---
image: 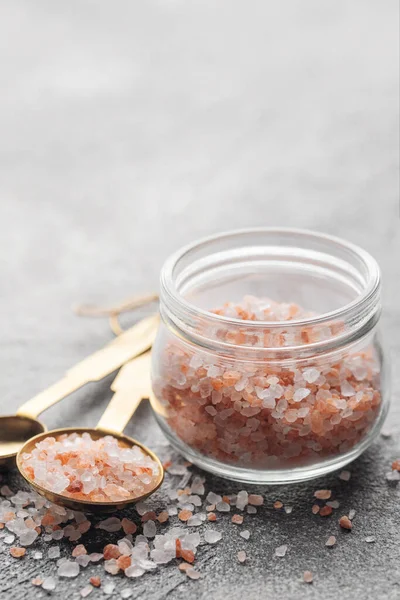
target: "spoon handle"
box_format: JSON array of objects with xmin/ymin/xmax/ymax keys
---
[
  {"xmin": 96, "ymin": 352, "xmax": 152, "ymax": 436},
  {"xmin": 16, "ymin": 316, "xmax": 158, "ymax": 420}
]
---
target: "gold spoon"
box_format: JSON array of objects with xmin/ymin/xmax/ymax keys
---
[
  {"xmin": 0, "ymin": 315, "xmax": 159, "ymax": 469},
  {"xmin": 16, "ymin": 352, "xmax": 163, "ymax": 513}
]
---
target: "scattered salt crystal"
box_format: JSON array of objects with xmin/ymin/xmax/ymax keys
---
[
  {"xmin": 104, "ymin": 559, "xmax": 120, "ymax": 575},
  {"xmin": 4, "ymin": 535, "xmax": 15, "ymax": 544},
  {"xmin": 76, "ymin": 554, "xmax": 91, "ymax": 567},
  {"xmin": 381, "ymin": 429, "xmax": 392, "ymax": 439},
  {"xmin": 103, "ymin": 582, "xmax": 116, "ymax": 594},
  {"xmin": 314, "ymin": 489, "xmax": 331, "ymax": 500},
  {"xmin": 20, "ymin": 529, "xmax": 39, "ymax": 546},
  {"xmin": 386, "ymin": 470, "xmax": 400, "ymax": 482},
  {"xmin": 348, "ymin": 509, "xmax": 356, "ymax": 520},
  {"xmin": 125, "ymin": 565, "xmax": 145, "ymax": 578},
  {"xmin": 48, "ymin": 546, "xmax": 61, "ymax": 559},
  {"xmin": 236, "ymin": 491, "xmax": 248, "ymax": 511},
  {"xmin": 247, "ymin": 506, "xmax": 257, "ymax": 514},
  {"xmin": 248, "ymin": 494, "xmax": 263, "ymax": 506},
  {"xmin": 339, "ymin": 470, "xmax": 351, "ymax": 481},
  {"xmin": 121, "ymin": 590, "xmax": 133, "ymax": 598},
  {"xmin": 33, "ymin": 551, "xmax": 43, "ymax": 560},
  {"xmin": 326, "ymin": 536, "xmax": 336, "ymax": 547},
  {"xmin": 365, "ymin": 536, "xmax": 375, "ymax": 543},
  {"xmin": 58, "ymin": 560, "xmax": 80, "ymax": 577},
  {"xmin": 216, "ymin": 501, "xmax": 230, "ymax": 512},
  {"xmin": 204, "ymin": 530, "xmax": 222, "ymax": 544},
  {"xmin": 42, "ymin": 577, "xmax": 57, "ymax": 591},
  {"xmin": 303, "ymin": 570, "xmax": 313, "ymax": 584},
  {"xmin": 240, "ymin": 530, "xmax": 250, "ymax": 540},
  {"xmin": 237, "ymin": 550, "xmax": 246, "ymax": 563},
  {"xmin": 284, "ymin": 506, "xmax": 293, "ymax": 514},
  {"xmin": 327, "ymin": 500, "xmax": 340, "ymax": 509},
  {"xmin": 275, "ymin": 545, "xmax": 287, "ymax": 557},
  {"xmin": 206, "ymin": 491, "xmax": 222, "ymax": 505},
  {"xmin": 186, "ymin": 568, "xmax": 201, "ymax": 580},
  {"xmin": 80, "ymin": 585, "xmax": 93, "ymax": 597},
  {"xmin": 187, "ymin": 515, "xmax": 203, "ymax": 527},
  {"xmin": 143, "ymin": 520, "xmax": 157, "ymax": 538},
  {"xmin": 191, "ymin": 476, "xmax": 205, "ymax": 496},
  {"xmin": 99, "ymin": 517, "xmax": 122, "ymax": 532},
  {"xmin": 0, "ymin": 485, "xmax": 13, "ymax": 496},
  {"xmin": 52, "ymin": 529, "xmax": 64, "ymax": 540},
  {"xmin": 89, "ymin": 553, "xmax": 104, "ymax": 562}
]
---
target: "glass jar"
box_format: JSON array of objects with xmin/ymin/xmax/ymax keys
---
[{"xmin": 150, "ymin": 229, "xmax": 389, "ymax": 484}]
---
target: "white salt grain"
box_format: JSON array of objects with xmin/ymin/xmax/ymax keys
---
[
  {"xmin": 365, "ymin": 536, "xmax": 375, "ymax": 543},
  {"xmin": 42, "ymin": 577, "xmax": 57, "ymax": 591},
  {"xmin": 236, "ymin": 491, "xmax": 249, "ymax": 511},
  {"xmin": 76, "ymin": 554, "xmax": 91, "ymax": 567},
  {"xmin": 247, "ymin": 506, "xmax": 257, "ymax": 514},
  {"xmin": 186, "ymin": 568, "xmax": 201, "ymax": 580},
  {"xmin": 339, "ymin": 470, "xmax": 351, "ymax": 481},
  {"xmin": 121, "ymin": 590, "xmax": 133, "ymax": 598},
  {"xmin": 240, "ymin": 530, "xmax": 251, "ymax": 540},
  {"xmin": 143, "ymin": 520, "xmax": 157, "ymax": 538},
  {"xmin": 103, "ymin": 582, "xmax": 116, "ymax": 594},
  {"xmin": 48, "ymin": 546, "xmax": 61, "ymax": 559},
  {"xmin": 216, "ymin": 501, "xmax": 230, "ymax": 512},
  {"xmin": 237, "ymin": 550, "xmax": 246, "ymax": 563},
  {"xmin": 275, "ymin": 544, "xmax": 288, "ymax": 557},
  {"xmin": 125, "ymin": 565, "xmax": 145, "ymax": 578},
  {"xmin": 348, "ymin": 509, "xmax": 356, "ymax": 520},
  {"xmin": 206, "ymin": 492, "xmax": 222, "ymax": 505},
  {"xmin": 80, "ymin": 585, "xmax": 93, "ymax": 597},
  {"xmin": 3, "ymin": 535, "xmax": 15, "ymax": 544},
  {"xmin": 58, "ymin": 560, "xmax": 80, "ymax": 577},
  {"xmin": 204, "ymin": 530, "xmax": 222, "ymax": 544}
]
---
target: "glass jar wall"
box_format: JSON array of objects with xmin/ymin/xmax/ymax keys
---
[{"xmin": 150, "ymin": 229, "xmax": 389, "ymax": 484}]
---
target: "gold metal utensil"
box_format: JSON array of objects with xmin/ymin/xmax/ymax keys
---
[
  {"xmin": 17, "ymin": 352, "xmax": 163, "ymax": 513},
  {"xmin": 0, "ymin": 315, "xmax": 159, "ymax": 469}
]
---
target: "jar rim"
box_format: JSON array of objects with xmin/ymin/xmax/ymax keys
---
[{"xmin": 160, "ymin": 227, "xmax": 381, "ymax": 333}]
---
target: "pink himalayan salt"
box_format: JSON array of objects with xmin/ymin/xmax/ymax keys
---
[
  {"xmin": 314, "ymin": 489, "xmax": 331, "ymax": 500},
  {"xmin": 153, "ymin": 296, "xmax": 381, "ymax": 470},
  {"xmin": 303, "ymin": 571, "xmax": 313, "ymax": 583},
  {"xmin": 19, "ymin": 432, "xmax": 159, "ymax": 502}
]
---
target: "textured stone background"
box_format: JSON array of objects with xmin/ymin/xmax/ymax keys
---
[{"xmin": 0, "ymin": 0, "xmax": 399, "ymax": 598}]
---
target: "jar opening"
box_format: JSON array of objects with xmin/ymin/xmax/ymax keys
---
[{"xmin": 160, "ymin": 228, "xmax": 381, "ymax": 356}]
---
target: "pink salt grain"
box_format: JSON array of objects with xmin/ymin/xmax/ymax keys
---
[
  {"xmin": 303, "ymin": 571, "xmax": 313, "ymax": 584},
  {"xmin": 248, "ymin": 494, "xmax": 263, "ymax": 506},
  {"xmin": 237, "ymin": 551, "xmax": 247, "ymax": 563},
  {"xmin": 72, "ymin": 544, "xmax": 87, "ymax": 557},
  {"xmin": 232, "ymin": 514, "xmax": 244, "ymax": 525},
  {"xmin": 121, "ymin": 518, "xmax": 137, "ymax": 534},
  {"xmin": 314, "ymin": 489, "xmax": 331, "ymax": 500},
  {"xmin": 326, "ymin": 536, "xmax": 336, "ymax": 547},
  {"xmin": 339, "ymin": 516, "xmax": 352, "ymax": 530}
]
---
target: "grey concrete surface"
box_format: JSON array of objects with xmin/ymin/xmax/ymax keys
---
[{"xmin": 0, "ymin": 0, "xmax": 399, "ymax": 598}]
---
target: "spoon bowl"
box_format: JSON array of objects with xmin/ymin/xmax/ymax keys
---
[
  {"xmin": 0, "ymin": 416, "xmax": 46, "ymax": 469},
  {"xmin": 16, "ymin": 351, "xmax": 163, "ymax": 513},
  {"xmin": 17, "ymin": 426, "xmax": 164, "ymax": 513}
]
